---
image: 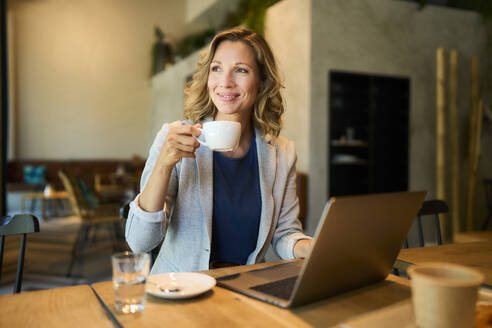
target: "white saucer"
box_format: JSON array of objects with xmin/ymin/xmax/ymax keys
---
[{"xmin": 146, "ymin": 272, "xmax": 216, "ymax": 299}]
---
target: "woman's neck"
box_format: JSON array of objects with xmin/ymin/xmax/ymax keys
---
[{"xmin": 214, "ymin": 112, "xmax": 253, "ymax": 158}]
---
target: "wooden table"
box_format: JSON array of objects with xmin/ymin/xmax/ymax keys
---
[
  {"xmin": 396, "ymin": 240, "xmax": 492, "ymax": 287},
  {"xmin": 0, "ymin": 285, "xmax": 114, "ymax": 328},
  {"xmin": 0, "ymin": 262, "xmax": 487, "ymax": 328},
  {"xmin": 339, "ymin": 290, "xmax": 492, "ymax": 327},
  {"xmin": 91, "ymin": 260, "xmax": 413, "ymax": 328},
  {"xmin": 454, "ymin": 230, "xmax": 492, "ymax": 243},
  {"xmin": 21, "ymin": 191, "xmax": 69, "ymax": 218}
]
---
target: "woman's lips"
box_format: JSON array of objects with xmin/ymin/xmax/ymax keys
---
[{"xmin": 217, "ymin": 92, "xmax": 240, "ymax": 102}]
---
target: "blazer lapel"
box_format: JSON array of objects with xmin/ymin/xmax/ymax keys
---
[
  {"xmin": 255, "ymin": 129, "xmax": 277, "ymax": 255},
  {"xmin": 195, "ymin": 119, "xmax": 214, "ymax": 247}
]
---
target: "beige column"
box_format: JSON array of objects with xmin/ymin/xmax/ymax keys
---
[
  {"xmin": 466, "ymin": 57, "xmax": 480, "ymax": 231},
  {"xmin": 448, "ymin": 50, "xmax": 460, "ymax": 233},
  {"xmin": 436, "ymin": 48, "xmax": 448, "ymax": 239}
]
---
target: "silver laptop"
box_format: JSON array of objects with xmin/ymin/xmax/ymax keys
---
[{"xmin": 217, "ymin": 191, "xmax": 426, "ymax": 308}]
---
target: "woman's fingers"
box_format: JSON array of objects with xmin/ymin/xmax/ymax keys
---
[
  {"xmin": 179, "ymin": 149, "xmax": 196, "ymax": 158},
  {"xmin": 169, "ymin": 122, "xmax": 202, "ymax": 137},
  {"xmin": 166, "ymin": 132, "xmax": 199, "ymax": 149},
  {"xmin": 159, "ymin": 141, "xmax": 195, "ymax": 166},
  {"xmin": 168, "ymin": 122, "xmax": 201, "ymax": 149},
  {"xmin": 158, "ymin": 121, "xmax": 203, "ymax": 168},
  {"xmin": 171, "ymin": 139, "xmax": 197, "ymax": 153}
]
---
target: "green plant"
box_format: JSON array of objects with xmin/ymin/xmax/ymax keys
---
[
  {"xmin": 169, "ymin": 0, "xmax": 282, "ymax": 65},
  {"xmin": 413, "ymin": 0, "xmax": 492, "ymax": 20},
  {"xmin": 175, "ymin": 29, "xmax": 216, "ymax": 59},
  {"xmin": 471, "ymin": 0, "xmax": 492, "ymax": 20},
  {"xmin": 224, "ymin": 0, "xmax": 281, "ymax": 36}
]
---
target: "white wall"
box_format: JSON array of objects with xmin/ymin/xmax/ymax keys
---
[
  {"xmin": 267, "ymin": 0, "xmax": 487, "ymax": 234},
  {"xmin": 185, "ymin": 0, "xmax": 216, "ymax": 23},
  {"xmin": 149, "ymin": 51, "xmax": 200, "ymax": 145},
  {"xmin": 8, "ymin": 0, "xmax": 187, "ymax": 159},
  {"xmin": 265, "ymin": 0, "xmax": 311, "ymax": 173},
  {"xmin": 185, "ymin": 0, "xmax": 241, "ymax": 34}
]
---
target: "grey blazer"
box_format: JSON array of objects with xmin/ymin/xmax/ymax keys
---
[{"xmin": 125, "ymin": 120, "xmax": 311, "ymax": 274}]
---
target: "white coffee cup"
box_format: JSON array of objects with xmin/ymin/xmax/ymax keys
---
[
  {"xmin": 408, "ymin": 262, "xmax": 484, "ymax": 328},
  {"xmin": 196, "ymin": 121, "xmax": 241, "ymax": 152}
]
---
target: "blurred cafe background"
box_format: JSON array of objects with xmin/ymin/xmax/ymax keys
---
[{"xmin": 0, "ymin": 0, "xmax": 491, "ymax": 294}]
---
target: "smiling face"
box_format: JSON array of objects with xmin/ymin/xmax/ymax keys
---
[{"xmin": 207, "ymin": 41, "xmax": 261, "ymax": 120}]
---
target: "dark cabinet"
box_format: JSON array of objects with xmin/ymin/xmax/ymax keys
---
[{"xmin": 328, "ymin": 71, "xmax": 409, "ymax": 197}]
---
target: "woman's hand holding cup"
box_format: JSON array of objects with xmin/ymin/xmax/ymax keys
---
[
  {"xmin": 139, "ymin": 121, "xmax": 201, "ymax": 213},
  {"xmin": 158, "ymin": 121, "xmax": 202, "ymax": 170}
]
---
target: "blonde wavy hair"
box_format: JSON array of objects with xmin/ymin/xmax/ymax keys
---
[{"xmin": 184, "ymin": 27, "xmax": 284, "ymax": 139}]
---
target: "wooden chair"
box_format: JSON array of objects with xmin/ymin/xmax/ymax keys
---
[
  {"xmin": 392, "ymin": 200, "xmax": 448, "ymax": 276},
  {"xmin": 403, "ymin": 200, "xmax": 448, "ymax": 249},
  {"xmin": 0, "ymin": 214, "xmax": 40, "ymax": 293},
  {"xmin": 58, "ymin": 171, "xmax": 126, "ymax": 277},
  {"xmin": 482, "ymin": 179, "xmax": 492, "ymax": 230},
  {"xmin": 120, "ymin": 202, "xmax": 130, "ymax": 220}
]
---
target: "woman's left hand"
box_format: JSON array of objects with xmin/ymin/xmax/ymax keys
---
[{"xmin": 293, "ymin": 239, "xmax": 313, "ymax": 259}]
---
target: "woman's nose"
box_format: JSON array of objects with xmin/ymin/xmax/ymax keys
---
[{"xmin": 219, "ymin": 71, "xmax": 235, "ymax": 88}]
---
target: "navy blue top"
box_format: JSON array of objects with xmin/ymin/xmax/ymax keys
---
[{"xmin": 210, "ymin": 131, "xmax": 262, "ymax": 265}]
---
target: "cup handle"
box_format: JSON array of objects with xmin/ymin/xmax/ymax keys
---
[{"xmin": 194, "ymin": 128, "xmax": 209, "ymax": 148}]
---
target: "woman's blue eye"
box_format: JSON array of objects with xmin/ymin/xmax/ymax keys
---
[
  {"xmin": 211, "ymin": 66, "xmax": 221, "ymax": 72},
  {"xmin": 237, "ymin": 68, "xmax": 248, "ymax": 73}
]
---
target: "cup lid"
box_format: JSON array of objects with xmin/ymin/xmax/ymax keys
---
[{"xmin": 407, "ymin": 262, "xmax": 484, "ymax": 287}]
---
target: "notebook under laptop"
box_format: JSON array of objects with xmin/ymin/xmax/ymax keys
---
[{"xmin": 217, "ymin": 191, "xmax": 426, "ymax": 308}]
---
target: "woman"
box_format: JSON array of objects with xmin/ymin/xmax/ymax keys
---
[{"xmin": 126, "ymin": 27, "xmax": 312, "ymax": 274}]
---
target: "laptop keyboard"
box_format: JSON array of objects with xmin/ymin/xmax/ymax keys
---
[{"xmin": 250, "ymin": 276, "xmax": 298, "ymax": 301}]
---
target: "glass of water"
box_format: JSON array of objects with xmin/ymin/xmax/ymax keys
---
[{"xmin": 112, "ymin": 252, "xmax": 150, "ymax": 314}]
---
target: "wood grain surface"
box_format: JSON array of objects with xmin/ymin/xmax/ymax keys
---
[
  {"xmin": 397, "ymin": 241, "xmax": 492, "ymax": 286},
  {"xmin": 0, "ymin": 285, "xmax": 113, "ymax": 328},
  {"xmin": 92, "ymin": 261, "xmax": 412, "ymax": 328},
  {"xmin": 338, "ymin": 291, "xmax": 492, "ymax": 328}
]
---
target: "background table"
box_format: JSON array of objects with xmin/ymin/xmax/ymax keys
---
[
  {"xmin": 0, "ymin": 285, "xmax": 113, "ymax": 328},
  {"xmin": 396, "ymin": 240, "xmax": 492, "ymax": 287},
  {"xmin": 92, "ymin": 260, "xmax": 412, "ymax": 328},
  {"xmin": 21, "ymin": 191, "xmax": 69, "ymax": 218}
]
